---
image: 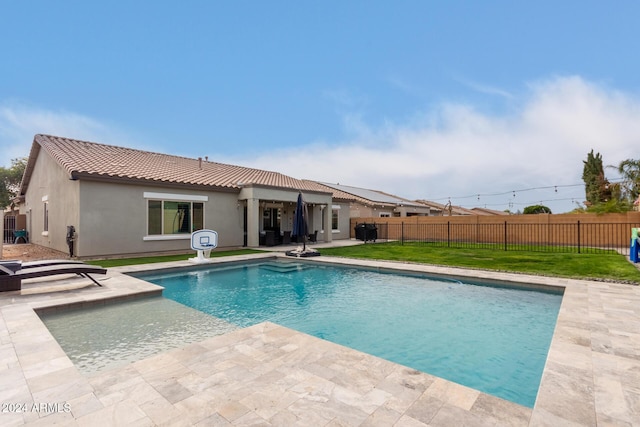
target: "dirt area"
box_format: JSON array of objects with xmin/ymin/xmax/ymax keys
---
[{"xmin": 1, "ymin": 243, "xmax": 70, "ymax": 262}]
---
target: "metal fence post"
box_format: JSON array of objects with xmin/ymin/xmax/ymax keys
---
[
  {"xmin": 577, "ymin": 220, "xmax": 581, "ymax": 254},
  {"xmin": 504, "ymin": 221, "xmax": 508, "ymax": 251}
]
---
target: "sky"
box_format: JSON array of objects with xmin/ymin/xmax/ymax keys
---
[{"xmin": 1, "ymin": 1, "xmax": 639, "ymax": 214}]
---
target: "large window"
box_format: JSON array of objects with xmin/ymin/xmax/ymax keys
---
[
  {"xmin": 148, "ymin": 200, "xmax": 204, "ymax": 235},
  {"xmin": 144, "ymin": 192, "xmax": 208, "ymax": 238}
]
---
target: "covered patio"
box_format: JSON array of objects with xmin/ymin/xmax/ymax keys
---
[{"xmin": 237, "ymin": 184, "xmax": 334, "ymax": 248}]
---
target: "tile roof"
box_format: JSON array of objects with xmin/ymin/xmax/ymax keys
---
[
  {"xmin": 26, "ymin": 134, "xmax": 327, "ymax": 193},
  {"xmin": 318, "ymin": 182, "xmax": 427, "ymax": 208},
  {"xmin": 471, "ymin": 207, "xmax": 510, "ymax": 216}
]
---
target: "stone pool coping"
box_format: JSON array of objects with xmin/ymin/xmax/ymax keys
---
[{"xmin": 0, "ymin": 252, "xmax": 638, "ymax": 425}]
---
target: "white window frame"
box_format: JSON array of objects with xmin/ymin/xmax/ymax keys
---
[
  {"xmin": 42, "ymin": 195, "xmax": 49, "ymax": 236},
  {"xmin": 143, "ymin": 192, "xmax": 208, "ymax": 241},
  {"xmin": 331, "ymin": 205, "xmax": 340, "ymax": 233}
]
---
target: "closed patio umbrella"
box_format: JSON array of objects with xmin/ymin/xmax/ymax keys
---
[
  {"xmin": 286, "ymin": 192, "xmax": 319, "ymax": 257},
  {"xmin": 291, "ymin": 192, "xmax": 308, "ymax": 251}
]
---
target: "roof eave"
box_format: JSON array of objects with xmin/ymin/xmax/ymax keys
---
[
  {"xmin": 69, "ymin": 172, "xmax": 241, "ymax": 193},
  {"xmin": 240, "ymin": 182, "xmax": 333, "ymax": 196},
  {"xmin": 18, "ymin": 139, "xmax": 43, "ymax": 196}
]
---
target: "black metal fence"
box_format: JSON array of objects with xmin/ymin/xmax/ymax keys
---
[{"xmin": 354, "ymin": 221, "xmax": 640, "ymax": 255}]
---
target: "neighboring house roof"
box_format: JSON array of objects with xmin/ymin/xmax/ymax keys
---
[
  {"xmin": 302, "ymin": 181, "xmax": 359, "ymax": 203},
  {"xmin": 416, "ymin": 200, "xmax": 476, "ymax": 216},
  {"xmin": 21, "ymin": 135, "xmax": 327, "ymax": 195},
  {"xmin": 318, "ymin": 182, "xmax": 426, "ymax": 209},
  {"xmin": 471, "ymin": 207, "xmax": 510, "ymax": 216},
  {"xmin": 418, "ymin": 200, "xmax": 508, "ymax": 216}
]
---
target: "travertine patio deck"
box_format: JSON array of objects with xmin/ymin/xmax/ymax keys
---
[{"xmin": 0, "ymin": 252, "xmax": 638, "ymax": 426}]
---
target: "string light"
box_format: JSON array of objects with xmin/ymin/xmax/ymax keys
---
[
  {"xmin": 430, "ymin": 178, "xmax": 625, "ymax": 203},
  {"xmin": 426, "ymin": 177, "xmax": 629, "ymax": 211},
  {"xmin": 432, "ymin": 183, "xmax": 585, "ymax": 202},
  {"xmin": 459, "ymin": 196, "xmax": 583, "ymax": 209}
]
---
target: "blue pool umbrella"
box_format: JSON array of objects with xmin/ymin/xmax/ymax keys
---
[{"xmin": 291, "ymin": 192, "xmax": 308, "ymax": 250}]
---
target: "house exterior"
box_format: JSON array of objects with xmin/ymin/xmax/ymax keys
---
[
  {"xmin": 317, "ymin": 183, "xmax": 435, "ymax": 218},
  {"xmin": 17, "ymin": 135, "xmax": 349, "ymax": 259}
]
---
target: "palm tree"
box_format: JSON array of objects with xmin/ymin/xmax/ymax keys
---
[{"xmin": 613, "ymin": 158, "xmax": 640, "ymax": 203}]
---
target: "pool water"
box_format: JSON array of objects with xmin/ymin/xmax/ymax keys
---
[
  {"xmin": 137, "ymin": 261, "xmax": 563, "ymax": 407},
  {"xmin": 40, "ymin": 297, "xmax": 238, "ymax": 375}
]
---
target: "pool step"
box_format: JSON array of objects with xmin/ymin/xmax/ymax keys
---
[{"xmin": 259, "ymin": 263, "xmax": 307, "ymax": 273}]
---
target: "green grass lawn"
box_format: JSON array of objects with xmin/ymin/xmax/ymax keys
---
[{"xmin": 318, "ymin": 242, "xmax": 640, "ymax": 284}]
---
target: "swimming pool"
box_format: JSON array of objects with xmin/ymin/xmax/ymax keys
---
[{"xmin": 136, "ymin": 260, "xmax": 563, "ymax": 407}]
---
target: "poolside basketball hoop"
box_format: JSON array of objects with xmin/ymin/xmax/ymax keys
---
[{"xmin": 189, "ymin": 229, "xmax": 218, "ymax": 263}]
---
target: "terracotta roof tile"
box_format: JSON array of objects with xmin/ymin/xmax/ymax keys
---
[{"xmin": 32, "ymin": 134, "xmax": 324, "ymax": 193}]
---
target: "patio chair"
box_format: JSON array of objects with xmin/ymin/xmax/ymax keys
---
[
  {"xmin": 0, "ymin": 262, "xmax": 107, "ymax": 292},
  {"xmin": 1, "ymin": 259, "xmax": 87, "ymax": 269},
  {"xmin": 308, "ymin": 230, "xmax": 318, "ymax": 243}
]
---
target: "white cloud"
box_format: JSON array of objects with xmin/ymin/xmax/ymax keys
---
[
  {"xmin": 0, "ymin": 102, "xmax": 144, "ymax": 167},
  {"xmin": 456, "ymin": 76, "xmax": 515, "ymax": 100},
  {"xmin": 230, "ymin": 76, "xmax": 640, "ymax": 213}
]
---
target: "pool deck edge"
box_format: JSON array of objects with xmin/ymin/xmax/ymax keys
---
[{"xmin": 0, "ymin": 253, "xmax": 638, "ymax": 426}]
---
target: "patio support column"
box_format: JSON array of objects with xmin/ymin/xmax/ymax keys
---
[
  {"xmin": 246, "ymin": 197, "xmax": 260, "ymax": 247},
  {"xmin": 324, "ymin": 205, "xmax": 333, "ymax": 243}
]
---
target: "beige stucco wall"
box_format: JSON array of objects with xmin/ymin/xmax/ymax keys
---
[
  {"xmin": 350, "ymin": 204, "xmax": 394, "ymax": 218},
  {"xmin": 76, "ymin": 181, "xmax": 245, "ymax": 258},
  {"xmin": 22, "ymin": 150, "xmax": 80, "ymax": 255},
  {"xmin": 312, "ymin": 201, "xmax": 351, "ymax": 240}
]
